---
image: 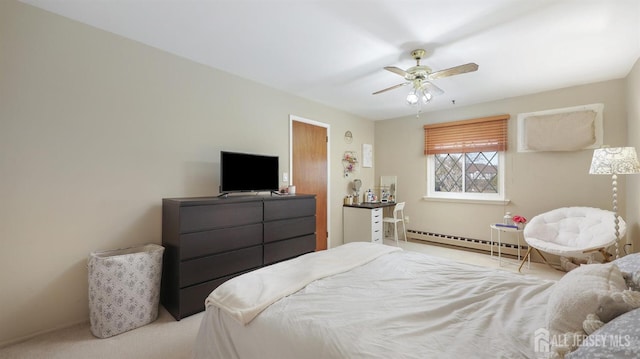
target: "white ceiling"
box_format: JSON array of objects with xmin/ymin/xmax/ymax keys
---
[{"xmin": 22, "ymin": 0, "xmax": 640, "ymax": 120}]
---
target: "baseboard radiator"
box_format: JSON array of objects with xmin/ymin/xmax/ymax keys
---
[{"xmin": 407, "ymin": 229, "xmax": 528, "ymax": 258}]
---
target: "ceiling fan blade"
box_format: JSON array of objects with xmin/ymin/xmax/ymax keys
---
[
  {"xmin": 422, "ymin": 81, "xmax": 444, "ymax": 96},
  {"xmin": 384, "ymin": 66, "xmax": 415, "ymax": 80},
  {"xmin": 372, "ymin": 82, "xmax": 409, "ymax": 95},
  {"xmin": 427, "ymin": 63, "xmax": 478, "ymax": 80}
]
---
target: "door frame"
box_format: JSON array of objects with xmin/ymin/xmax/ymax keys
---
[{"xmin": 289, "ymin": 114, "xmax": 331, "ymax": 248}]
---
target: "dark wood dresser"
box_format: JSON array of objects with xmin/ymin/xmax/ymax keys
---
[{"xmin": 161, "ymin": 194, "xmax": 316, "ymax": 320}]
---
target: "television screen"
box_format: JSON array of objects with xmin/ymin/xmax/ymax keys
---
[{"xmin": 220, "ymin": 151, "xmax": 279, "ymax": 193}]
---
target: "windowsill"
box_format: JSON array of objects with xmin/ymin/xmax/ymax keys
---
[{"xmin": 422, "ymin": 196, "xmax": 511, "ymax": 205}]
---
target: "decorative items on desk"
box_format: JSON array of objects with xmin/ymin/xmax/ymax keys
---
[
  {"xmin": 352, "ymin": 179, "xmax": 362, "ymax": 204},
  {"xmin": 364, "ymin": 189, "xmax": 377, "ymax": 203},
  {"xmin": 380, "ymin": 187, "xmax": 390, "ymax": 202},
  {"xmin": 343, "ymin": 189, "xmax": 378, "ymax": 205},
  {"xmin": 376, "ymin": 187, "xmax": 395, "ymax": 203}
]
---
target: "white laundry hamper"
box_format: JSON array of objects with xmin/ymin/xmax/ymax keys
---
[{"xmin": 88, "ymin": 243, "xmax": 164, "ymax": 338}]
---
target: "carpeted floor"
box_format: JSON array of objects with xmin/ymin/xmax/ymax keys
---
[
  {"xmin": 0, "ymin": 240, "xmax": 563, "ymax": 358},
  {"xmin": 0, "ymin": 307, "xmax": 203, "ymax": 359}
]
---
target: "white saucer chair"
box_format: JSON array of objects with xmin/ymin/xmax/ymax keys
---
[{"xmin": 518, "ymin": 207, "xmax": 626, "ymax": 272}]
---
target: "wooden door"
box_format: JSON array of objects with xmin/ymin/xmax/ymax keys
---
[{"xmin": 292, "ymin": 120, "xmax": 328, "ymax": 251}]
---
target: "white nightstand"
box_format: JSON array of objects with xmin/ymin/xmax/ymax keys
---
[{"xmin": 489, "ymin": 224, "xmax": 529, "ymax": 269}]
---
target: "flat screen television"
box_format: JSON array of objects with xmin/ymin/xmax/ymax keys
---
[{"xmin": 220, "ymin": 151, "xmax": 279, "ymax": 194}]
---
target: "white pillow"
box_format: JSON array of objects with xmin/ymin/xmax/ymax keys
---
[{"xmin": 546, "ymin": 263, "xmax": 628, "ymax": 336}]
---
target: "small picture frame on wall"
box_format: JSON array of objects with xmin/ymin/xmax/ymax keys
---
[{"xmin": 362, "ymin": 144, "xmax": 373, "ymax": 168}]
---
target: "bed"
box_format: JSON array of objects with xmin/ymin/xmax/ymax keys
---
[{"xmin": 193, "ymin": 242, "xmax": 640, "ymax": 359}]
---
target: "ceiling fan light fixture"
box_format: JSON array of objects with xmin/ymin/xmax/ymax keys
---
[
  {"xmin": 373, "ymin": 49, "xmax": 479, "ymax": 118},
  {"xmin": 407, "ymin": 86, "xmax": 431, "ymax": 118},
  {"xmin": 406, "ymin": 90, "xmax": 419, "ymax": 105},
  {"xmin": 421, "ymin": 90, "xmax": 432, "ymax": 104}
]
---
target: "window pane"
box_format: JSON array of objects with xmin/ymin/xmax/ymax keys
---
[
  {"xmin": 465, "ymin": 151, "xmax": 498, "ymax": 193},
  {"xmin": 434, "ymin": 153, "xmax": 463, "ymax": 192},
  {"xmin": 434, "ymin": 152, "xmax": 498, "ymax": 194}
]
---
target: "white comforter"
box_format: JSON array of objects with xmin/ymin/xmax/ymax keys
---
[
  {"xmin": 194, "ymin": 244, "xmax": 556, "ymax": 359},
  {"xmin": 205, "ymin": 242, "xmax": 401, "ymax": 325}
]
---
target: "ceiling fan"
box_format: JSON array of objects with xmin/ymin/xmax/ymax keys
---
[{"xmin": 373, "ymin": 49, "xmax": 478, "ymax": 106}]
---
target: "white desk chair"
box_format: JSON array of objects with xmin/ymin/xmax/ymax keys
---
[{"xmin": 383, "ymin": 202, "xmax": 407, "ymax": 246}]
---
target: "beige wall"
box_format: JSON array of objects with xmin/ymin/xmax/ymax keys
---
[
  {"xmin": 0, "ymin": 1, "xmax": 374, "ymax": 345},
  {"xmin": 626, "ymin": 58, "xmax": 640, "ymax": 251},
  {"xmin": 375, "ymin": 79, "xmax": 629, "ymax": 246}
]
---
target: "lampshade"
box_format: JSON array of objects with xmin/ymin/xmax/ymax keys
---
[{"xmin": 589, "ymin": 147, "xmax": 640, "ymax": 175}]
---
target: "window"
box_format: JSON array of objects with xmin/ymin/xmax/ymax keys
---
[
  {"xmin": 424, "ymin": 115, "xmax": 509, "ymax": 201},
  {"xmin": 427, "ymin": 151, "xmax": 504, "ymax": 201}
]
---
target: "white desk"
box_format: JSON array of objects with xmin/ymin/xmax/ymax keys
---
[
  {"xmin": 343, "ymin": 203, "xmax": 395, "ymax": 244},
  {"xmin": 489, "ymin": 224, "xmax": 529, "ymax": 268}
]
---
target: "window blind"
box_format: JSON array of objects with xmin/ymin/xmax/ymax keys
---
[{"xmin": 423, "ymin": 115, "xmax": 510, "ymax": 155}]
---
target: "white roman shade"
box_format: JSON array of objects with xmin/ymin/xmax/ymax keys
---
[{"xmin": 517, "ymin": 104, "xmax": 603, "ymax": 152}]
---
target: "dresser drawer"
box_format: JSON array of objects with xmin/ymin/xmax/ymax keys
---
[
  {"xmin": 180, "ymin": 246, "xmax": 262, "ymax": 287},
  {"xmin": 372, "ymin": 227, "xmax": 383, "ymax": 243},
  {"xmin": 371, "ymin": 208, "xmax": 382, "ymax": 220},
  {"xmin": 180, "ymin": 202, "xmax": 262, "ymax": 233},
  {"xmin": 264, "ymin": 216, "xmax": 315, "ymax": 243},
  {"xmin": 264, "ymin": 198, "xmax": 315, "ymax": 221},
  {"xmin": 264, "ymin": 234, "xmax": 316, "ymax": 265},
  {"xmin": 178, "ymin": 271, "xmax": 246, "ymax": 319},
  {"xmin": 180, "ymin": 223, "xmax": 262, "ymax": 260},
  {"xmin": 372, "ymin": 211, "xmax": 383, "ymax": 230}
]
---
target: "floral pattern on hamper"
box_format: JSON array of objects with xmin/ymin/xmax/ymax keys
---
[{"xmin": 88, "ymin": 244, "xmax": 164, "ymax": 338}]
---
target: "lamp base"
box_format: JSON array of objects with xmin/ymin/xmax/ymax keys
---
[{"xmin": 612, "ymin": 173, "xmax": 620, "ymax": 259}]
